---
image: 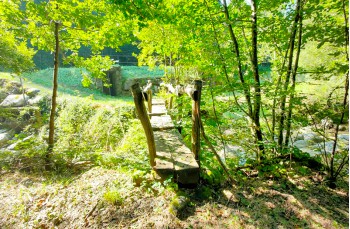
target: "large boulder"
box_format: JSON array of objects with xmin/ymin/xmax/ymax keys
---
[
  {"xmin": 5, "ymin": 81, "xmax": 22, "ymax": 94},
  {"xmin": 26, "ymin": 88, "xmax": 40, "ymax": 98},
  {"xmin": 28, "ymin": 96, "xmax": 44, "ymax": 105},
  {"xmin": 0, "ymin": 94, "xmax": 29, "ymax": 107}
]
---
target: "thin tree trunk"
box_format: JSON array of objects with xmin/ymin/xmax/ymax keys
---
[
  {"xmin": 330, "ymin": 0, "xmax": 349, "ymax": 185},
  {"xmin": 285, "ymin": 7, "xmax": 303, "ymax": 147},
  {"xmin": 329, "ymin": 71, "xmax": 349, "ymax": 187},
  {"xmin": 250, "ymin": 0, "xmax": 264, "ymax": 158},
  {"xmin": 204, "ymin": 0, "xmax": 249, "ymax": 117},
  {"xmin": 47, "ymin": 20, "xmax": 60, "ymax": 165},
  {"xmin": 277, "ymin": 0, "xmax": 301, "ymax": 150},
  {"xmin": 222, "ymin": 0, "xmax": 253, "ymax": 118}
]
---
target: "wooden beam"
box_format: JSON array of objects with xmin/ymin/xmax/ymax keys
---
[
  {"xmin": 191, "ymin": 80, "xmax": 202, "ymax": 168},
  {"xmin": 143, "ymin": 80, "xmax": 153, "ymax": 113},
  {"xmin": 131, "ymin": 83, "xmax": 156, "ymax": 167}
]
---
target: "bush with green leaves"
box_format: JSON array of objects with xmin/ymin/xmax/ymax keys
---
[{"xmin": 54, "ymin": 98, "xmax": 134, "ymax": 163}]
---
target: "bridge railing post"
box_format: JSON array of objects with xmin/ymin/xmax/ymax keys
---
[
  {"xmin": 189, "ymin": 80, "xmax": 202, "ymax": 168},
  {"xmin": 143, "ymin": 80, "xmax": 153, "ymax": 114},
  {"xmin": 131, "ymin": 83, "xmax": 156, "ymax": 167}
]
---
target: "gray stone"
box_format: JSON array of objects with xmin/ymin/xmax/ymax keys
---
[
  {"xmin": 26, "ymin": 88, "xmax": 40, "ymax": 98},
  {"xmin": 0, "ymin": 90, "xmax": 7, "ymax": 102},
  {"xmin": 123, "ymin": 78, "xmax": 136, "ymax": 91},
  {"xmin": 7, "ymin": 142, "xmax": 17, "ymax": 150},
  {"xmin": 223, "ymin": 129, "xmax": 234, "ymax": 138},
  {"xmin": 339, "ymin": 125, "xmax": 347, "ymax": 131},
  {"xmin": 28, "ymin": 96, "xmax": 43, "ymax": 105},
  {"xmin": 298, "ymin": 147, "xmax": 319, "ymax": 157},
  {"xmin": 291, "ymin": 132, "xmax": 304, "ymax": 141},
  {"xmin": 0, "ymin": 79, "xmax": 7, "ymax": 87},
  {"xmin": 293, "ymin": 140, "xmax": 309, "ymax": 149},
  {"xmin": 303, "ymin": 132, "xmax": 324, "ymax": 143},
  {"xmin": 338, "ymin": 134, "xmax": 349, "ymax": 141},
  {"xmin": 324, "ymin": 141, "xmax": 336, "ymax": 153},
  {"xmin": 0, "ymin": 94, "xmax": 29, "ymax": 107},
  {"xmin": 320, "ymin": 117, "xmax": 334, "ymax": 129},
  {"xmin": 0, "ymin": 131, "xmax": 12, "ymax": 146},
  {"xmin": 6, "ymin": 81, "xmax": 22, "ymax": 94},
  {"xmin": 219, "ymin": 144, "xmax": 246, "ymax": 165},
  {"xmin": 7, "ymin": 135, "xmax": 34, "ymax": 150}
]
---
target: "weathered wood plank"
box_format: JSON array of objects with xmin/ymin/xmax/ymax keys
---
[
  {"xmin": 151, "ymin": 115, "xmax": 175, "ymax": 131},
  {"xmin": 152, "ymin": 99, "xmax": 165, "ymax": 105},
  {"xmin": 149, "ymin": 104, "xmax": 167, "ymax": 116},
  {"xmin": 153, "ymin": 131, "xmax": 174, "ymax": 179},
  {"xmin": 154, "ymin": 129, "xmax": 199, "ymax": 185}
]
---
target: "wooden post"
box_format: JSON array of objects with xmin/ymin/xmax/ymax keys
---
[
  {"xmin": 143, "ymin": 80, "xmax": 153, "ymax": 113},
  {"xmin": 131, "ymin": 83, "xmax": 156, "ymax": 167},
  {"xmin": 147, "ymin": 88, "xmax": 152, "ymax": 113},
  {"xmin": 191, "ymin": 80, "xmax": 202, "ymax": 167}
]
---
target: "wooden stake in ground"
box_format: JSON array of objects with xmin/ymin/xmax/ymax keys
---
[
  {"xmin": 191, "ymin": 80, "xmax": 202, "ymax": 168},
  {"xmin": 131, "ymin": 83, "xmax": 156, "ymax": 167}
]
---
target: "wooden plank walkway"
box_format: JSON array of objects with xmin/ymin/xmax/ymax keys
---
[{"xmin": 150, "ymin": 99, "xmax": 199, "ymax": 185}]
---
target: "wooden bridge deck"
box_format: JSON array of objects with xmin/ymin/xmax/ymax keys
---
[{"xmin": 150, "ymin": 100, "xmax": 199, "ymax": 185}]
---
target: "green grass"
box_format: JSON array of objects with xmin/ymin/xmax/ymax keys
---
[
  {"xmin": 121, "ymin": 66, "xmax": 164, "ymax": 79},
  {"xmin": 12, "ymin": 66, "xmax": 164, "ymax": 104},
  {"xmin": 15, "ymin": 68, "xmax": 132, "ymax": 105}
]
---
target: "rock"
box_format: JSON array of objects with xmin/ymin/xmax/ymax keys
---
[
  {"xmin": 338, "ymin": 134, "xmax": 349, "ymax": 141},
  {"xmin": 219, "ymin": 144, "xmax": 246, "ymax": 165},
  {"xmin": 0, "ymin": 79, "xmax": 7, "ymax": 87},
  {"xmin": 7, "ymin": 135, "xmax": 34, "ymax": 150},
  {"xmin": 123, "ymin": 78, "xmax": 136, "ymax": 91},
  {"xmin": 320, "ymin": 117, "xmax": 334, "ymax": 129},
  {"xmin": 0, "ymin": 94, "xmax": 29, "ymax": 107},
  {"xmin": 6, "ymin": 81, "xmax": 22, "ymax": 94},
  {"xmin": 28, "ymin": 96, "xmax": 43, "ymax": 105},
  {"xmin": 26, "ymin": 88, "xmax": 40, "ymax": 98},
  {"xmin": 303, "ymin": 132, "xmax": 324, "ymax": 143},
  {"xmin": 291, "ymin": 132, "xmax": 304, "ymax": 141},
  {"xmin": 0, "ymin": 90, "xmax": 7, "ymax": 102},
  {"xmin": 338, "ymin": 125, "xmax": 347, "ymax": 131},
  {"xmin": 298, "ymin": 147, "xmax": 319, "ymax": 157},
  {"xmin": 0, "ymin": 131, "xmax": 13, "ymax": 146},
  {"xmin": 6, "ymin": 142, "xmax": 17, "ymax": 150},
  {"xmin": 223, "ymin": 129, "xmax": 234, "ymax": 139},
  {"xmin": 293, "ymin": 140, "xmax": 309, "ymax": 149},
  {"xmin": 324, "ymin": 141, "xmax": 336, "ymax": 153}
]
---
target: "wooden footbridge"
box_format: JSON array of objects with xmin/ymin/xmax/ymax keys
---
[{"xmin": 131, "ymin": 81, "xmax": 202, "ymax": 186}]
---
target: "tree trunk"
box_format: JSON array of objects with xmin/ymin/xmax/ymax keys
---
[
  {"xmin": 285, "ymin": 6, "xmax": 303, "ymax": 147},
  {"xmin": 250, "ymin": 0, "xmax": 264, "ymax": 158},
  {"xmin": 46, "ymin": 20, "xmax": 60, "ymax": 165},
  {"xmin": 222, "ymin": 0, "xmax": 253, "ymax": 118},
  {"xmin": 277, "ymin": 0, "xmax": 301, "ymax": 151}
]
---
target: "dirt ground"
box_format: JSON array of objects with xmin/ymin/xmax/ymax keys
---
[{"xmin": 0, "ymin": 166, "xmax": 348, "ymax": 229}]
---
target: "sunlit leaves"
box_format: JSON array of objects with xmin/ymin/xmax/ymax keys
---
[{"xmin": 0, "ymin": 0, "xmax": 35, "ymax": 73}]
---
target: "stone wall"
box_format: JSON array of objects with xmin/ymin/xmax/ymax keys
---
[
  {"xmin": 97, "ymin": 66, "xmax": 163, "ymax": 96},
  {"xmin": 97, "ymin": 66, "xmax": 122, "ymax": 96}
]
